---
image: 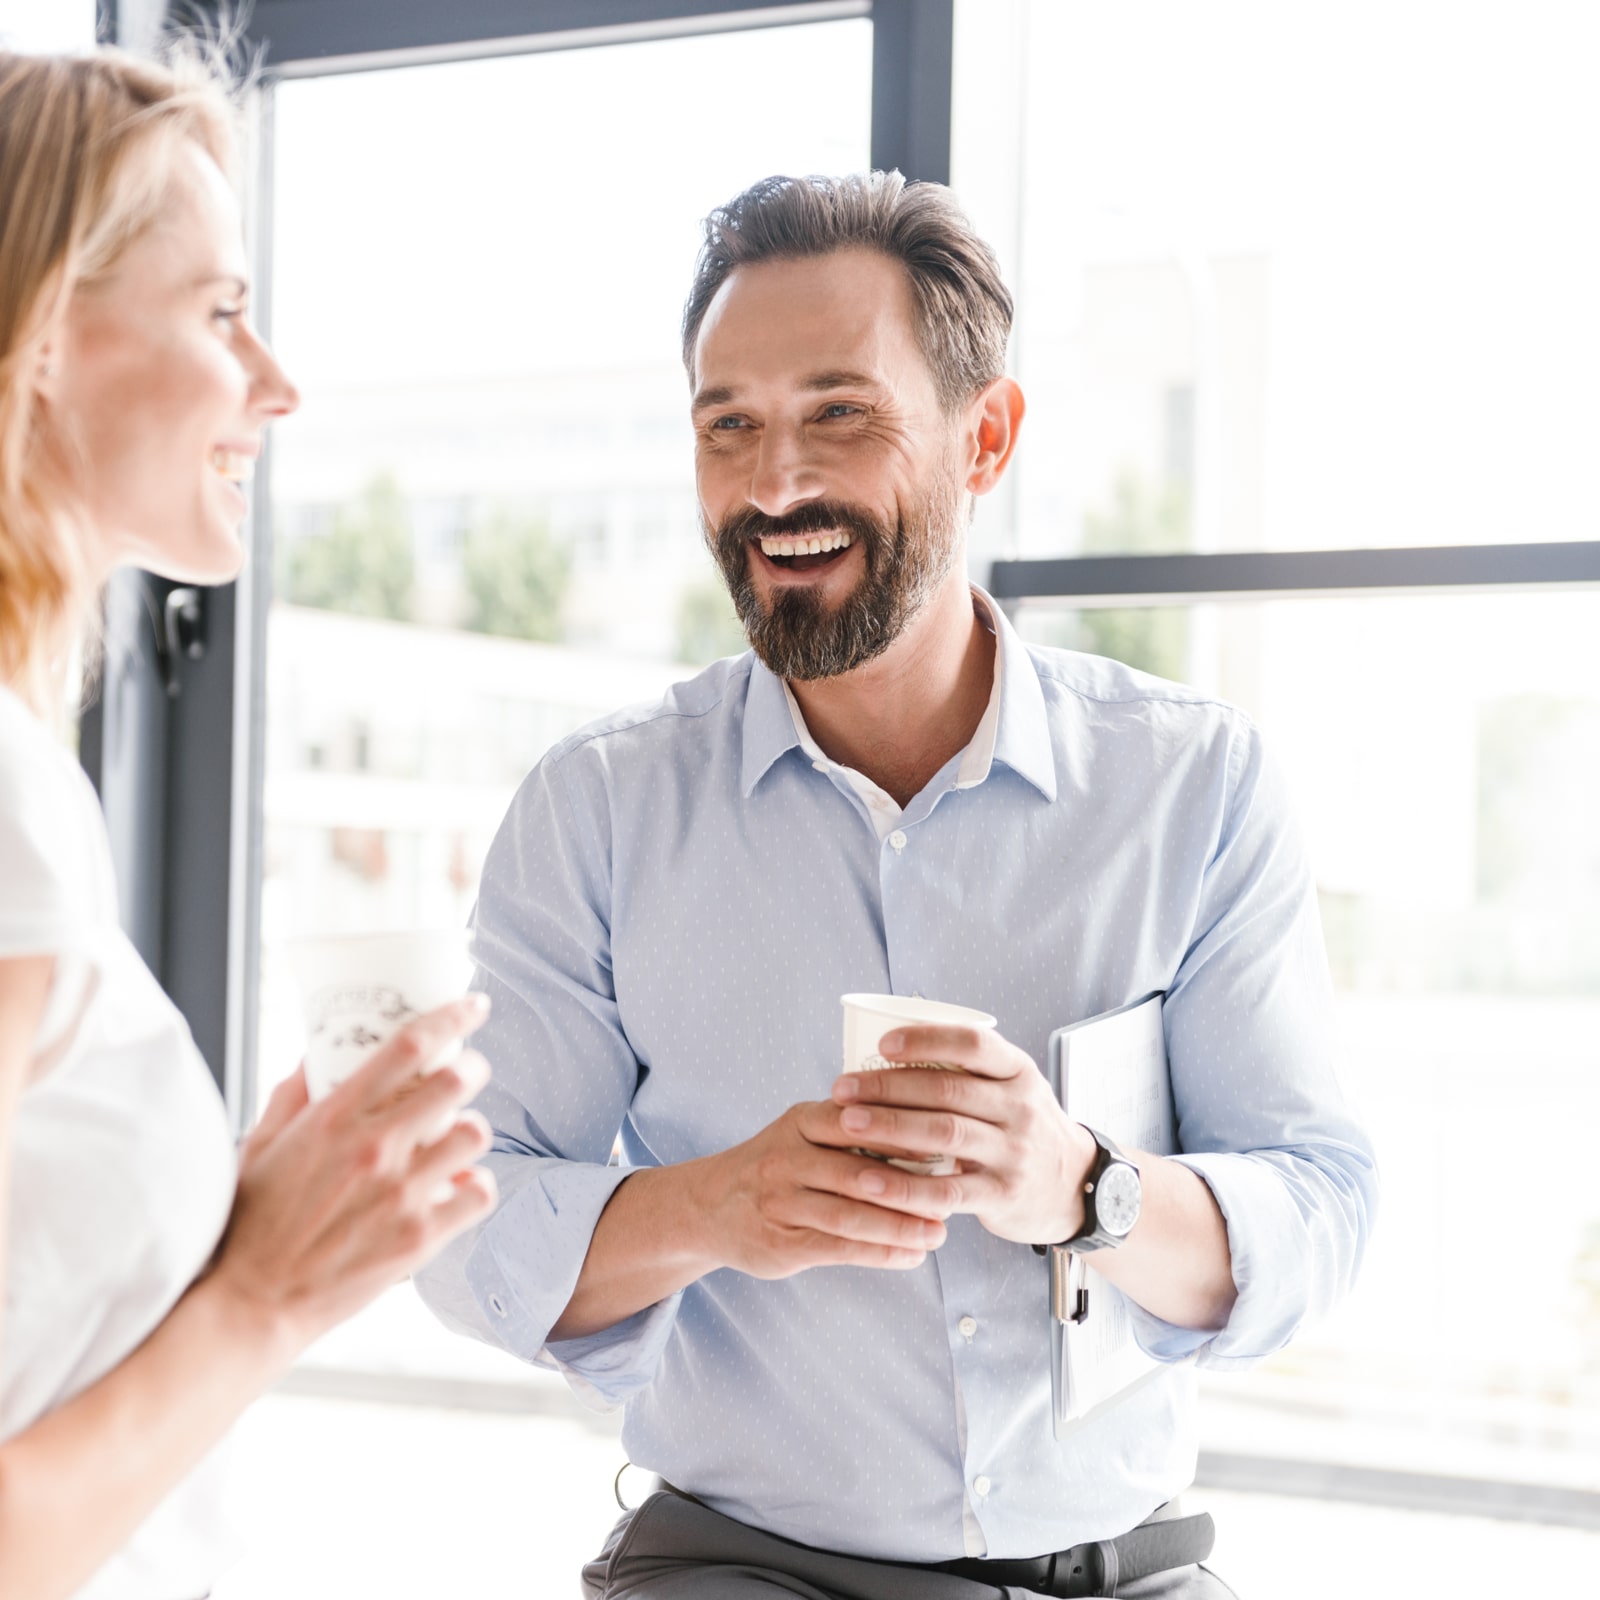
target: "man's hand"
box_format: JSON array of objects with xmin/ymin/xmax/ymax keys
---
[
  {"xmin": 693, "ymin": 1102, "xmax": 956, "ymax": 1279},
  {"xmin": 825, "ymin": 1023, "xmax": 1098, "ymax": 1247},
  {"xmin": 557, "ymin": 1026, "xmax": 1236, "ymax": 1340},
  {"xmin": 550, "ymin": 1101, "xmax": 962, "ymax": 1338}
]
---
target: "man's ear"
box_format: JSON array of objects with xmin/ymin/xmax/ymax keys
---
[{"xmin": 963, "ymin": 377, "xmax": 1025, "ymax": 497}]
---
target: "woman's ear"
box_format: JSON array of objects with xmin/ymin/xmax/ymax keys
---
[
  {"xmin": 33, "ymin": 342, "xmax": 60, "ymax": 401},
  {"xmin": 963, "ymin": 377, "xmax": 1025, "ymax": 497}
]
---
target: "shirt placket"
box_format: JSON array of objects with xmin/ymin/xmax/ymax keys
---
[{"xmin": 877, "ymin": 796, "xmax": 1004, "ymax": 1556}]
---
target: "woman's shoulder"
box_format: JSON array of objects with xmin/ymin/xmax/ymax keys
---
[{"xmin": 0, "ymin": 686, "xmax": 113, "ymax": 940}]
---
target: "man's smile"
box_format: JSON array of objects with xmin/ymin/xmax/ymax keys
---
[{"xmin": 751, "ymin": 529, "xmax": 859, "ymax": 576}]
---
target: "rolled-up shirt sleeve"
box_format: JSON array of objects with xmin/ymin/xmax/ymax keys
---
[
  {"xmin": 1128, "ymin": 714, "xmax": 1379, "ymax": 1369},
  {"xmin": 412, "ymin": 742, "xmax": 680, "ymax": 1408}
]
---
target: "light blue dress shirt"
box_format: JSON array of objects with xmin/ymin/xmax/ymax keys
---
[{"xmin": 414, "ymin": 590, "xmax": 1377, "ymax": 1563}]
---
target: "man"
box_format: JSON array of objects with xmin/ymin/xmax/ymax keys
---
[{"xmin": 416, "ymin": 172, "xmax": 1377, "ymax": 1598}]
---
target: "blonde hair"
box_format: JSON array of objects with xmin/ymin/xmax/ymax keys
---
[{"xmin": 0, "ymin": 45, "xmax": 239, "ymax": 712}]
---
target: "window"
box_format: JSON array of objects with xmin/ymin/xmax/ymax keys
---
[
  {"xmin": 952, "ymin": 0, "xmax": 1600, "ymax": 563},
  {"xmin": 955, "ymin": 0, "xmax": 1600, "ymax": 1527},
  {"xmin": 255, "ymin": 6, "xmax": 873, "ymax": 1407},
  {"xmin": 1016, "ymin": 590, "xmax": 1600, "ymax": 1496},
  {"xmin": 0, "ymin": 0, "xmax": 97, "ymax": 53}
]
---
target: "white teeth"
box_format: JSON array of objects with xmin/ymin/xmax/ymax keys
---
[
  {"xmin": 210, "ymin": 449, "xmax": 253, "ymax": 483},
  {"xmin": 757, "ymin": 529, "xmax": 856, "ymax": 558}
]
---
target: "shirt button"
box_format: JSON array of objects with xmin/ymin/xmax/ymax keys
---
[
  {"xmin": 888, "ymin": 829, "xmax": 908, "ymax": 851},
  {"xmin": 489, "ymin": 1295, "xmax": 507, "ymax": 1317},
  {"xmin": 974, "ymin": 1475, "xmax": 992, "ymax": 1498},
  {"xmin": 959, "ymin": 1315, "xmax": 978, "ymax": 1342},
  {"xmin": 812, "ymin": 760, "xmax": 828, "ymax": 772}
]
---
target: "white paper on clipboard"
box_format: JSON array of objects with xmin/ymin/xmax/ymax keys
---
[{"xmin": 1046, "ymin": 991, "xmax": 1176, "ymax": 1438}]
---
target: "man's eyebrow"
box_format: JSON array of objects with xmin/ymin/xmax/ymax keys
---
[
  {"xmin": 691, "ymin": 370, "xmax": 881, "ymax": 412},
  {"xmin": 692, "ymin": 384, "xmax": 737, "ymax": 411},
  {"xmin": 801, "ymin": 369, "xmax": 878, "ymax": 392}
]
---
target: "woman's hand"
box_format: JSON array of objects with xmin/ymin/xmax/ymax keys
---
[{"xmin": 209, "ymin": 993, "xmax": 499, "ymax": 1356}]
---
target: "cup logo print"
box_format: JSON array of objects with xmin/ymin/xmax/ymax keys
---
[
  {"xmin": 860, "ymin": 1052, "xmax": 956, "ymax": 1073},
  {"xmin": 309, "ymin": 983, "xmax": 419, "ymax": 1054}
]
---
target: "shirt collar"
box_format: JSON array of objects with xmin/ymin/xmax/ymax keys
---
[
  {"xmin": 741, "ymin": 653, "xmax": 803, "ymax": 797},
  {"xmin": 980, "ymin": 584, "xmax": 1057, "ymax": 801},
  {"xmin": 740, "ymin": 584, "xmax": 1058, "ymax": 803}
]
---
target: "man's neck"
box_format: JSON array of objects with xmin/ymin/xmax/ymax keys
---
[{"xmin": 787, "ymin": 569, "xmax": 996, "ymax": 809}]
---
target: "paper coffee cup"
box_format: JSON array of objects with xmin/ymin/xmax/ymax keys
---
[
  {"xmin": 286, "ymin": 930, "xmax": 475, "ymax": 1101},
  {"xmin": 839, "ymin": 993, "xmax": 997, "ymax": 1176}
]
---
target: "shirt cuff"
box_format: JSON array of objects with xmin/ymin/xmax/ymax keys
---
[
  {"xmin": 1125, "ymin": 1151, "xmax": 1310, "ymax": 1370},
  {"xmin": 472, "ymin": 1157, "xmax": 681, "ymax": 1410}
]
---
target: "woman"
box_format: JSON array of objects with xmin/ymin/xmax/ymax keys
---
[{"xmin": 0, "ymin": 45, "xmax": 498, "ymax": 1600}]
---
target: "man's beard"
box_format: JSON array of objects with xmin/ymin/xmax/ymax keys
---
[{"xmin": 705, "ymin": 468, "xmax": 965, "ymax": 682}]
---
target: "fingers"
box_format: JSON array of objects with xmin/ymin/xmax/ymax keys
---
[
  {"xmin": 846, "ymin": 1099, "xmax": 1007, "ymax": 1167},
  {"xmin": 337, "ymin": 993, "xmax": 491, "ymax": 1108},
  {"xmin": 410, "ymin": 1109, "xmax": 492, "ymax": 1191},
  {"xmin": 806, "ymin": 1088, "xmax": 1010, "ymax": 1171},
  {"xmin": 370, "ymin": 1047, "xmax": 491, "ymax": 1139},
  {"xmin": 774, "ymin": 1188, "xmax": 946, "ymax": 1264},
  {"xmin": 249, "ymin": 1066, "xmax": 310, "ymax": 1147},
  {"xmin": 833, "ymin": 1063, "xmax": 1011, "ymax": 1125},
  {"xmin": 875, "ymin": 1023, "xmax": 1025, "ymax": 1080},
  {"xmin": 799, "ymin": 1142, "xmax": 957, "ymax": 1221},
  {"xmin": 426, "ymin": 1165, "xmax": 499, "ymax": 1239},
  {"xmin": 792, "ymin": 1101, "xmax": 1018, "ymax": 1220},
  {"xmin": 796, "ymin": 1235, "xmax": 930, "ymax": 1272}
]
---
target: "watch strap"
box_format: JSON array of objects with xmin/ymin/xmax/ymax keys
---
[{"xmin": 1033, "ymin": 1126, "xmax": 1137, "ymax": 1253}]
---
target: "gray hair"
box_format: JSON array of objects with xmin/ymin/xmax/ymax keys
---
[{"xmin": 681, "ymin": 170, "xmax": 1013, "ymax": 412}]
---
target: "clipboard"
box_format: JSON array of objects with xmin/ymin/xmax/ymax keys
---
[{"xmin": 1045, "ymin": 991, "xmax": 1176, "ymax": 1437}]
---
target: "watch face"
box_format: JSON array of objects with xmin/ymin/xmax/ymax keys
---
[{"xmin": 1097, "ymin": 1163, "xmax": 1142, "ymax": 1236}]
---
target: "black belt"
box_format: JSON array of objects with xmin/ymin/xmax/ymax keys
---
[
  {"xmin": 655, "ymin": 1479, "xmax": 1215, "ymax": 1598},
  {"xmin": 921, "ymin": 1508, "xmax": 1215, "ymax": 1596}
]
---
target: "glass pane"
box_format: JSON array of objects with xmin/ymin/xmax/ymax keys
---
[
  {"xmin": 0, "ymin": 1, "xmax": 97, "ymax": 53},
  {"xmin": 1015, "ymin": 590, "xmax": 1600, "ymax": 1495},
  {"xmin": 952, "ymin": 0, "xmax": 1600, "ymax": 559},
  {"xmin": 257, "ymin": 21, "xmax": 871, "ymax": 1388}
]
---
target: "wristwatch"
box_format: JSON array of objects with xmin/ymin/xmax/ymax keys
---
[{"xmin": 1032, "ymin": 1126, "xmax": 1142, "ymax": 1254}]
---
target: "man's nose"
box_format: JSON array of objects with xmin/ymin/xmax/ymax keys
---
[{"xmin": 747, "ymin": 427, "xmax": 824, "ymax": 519}]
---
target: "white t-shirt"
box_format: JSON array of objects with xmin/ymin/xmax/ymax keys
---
[{"xmin": 0, "ymin": 685, "xmax": 240, "ymax": 1600}]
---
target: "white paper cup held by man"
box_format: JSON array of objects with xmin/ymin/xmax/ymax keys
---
[
  {"xmin": 839, "ymin": 993, "xmax": 997, "ymax": 1176},
  {"xmin": 287, "ymin": 930, "xmax": 476, "ymax": 1100}
]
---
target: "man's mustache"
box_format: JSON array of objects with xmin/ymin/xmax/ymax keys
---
[{"xmin": 713, "ymin": 500, "xmax": 891, "ymax": 553}]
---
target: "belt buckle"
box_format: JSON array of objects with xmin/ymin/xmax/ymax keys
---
[{"xmin": 1050, "ymin": 1538, "xmax": 1112, "ymax": 1597}]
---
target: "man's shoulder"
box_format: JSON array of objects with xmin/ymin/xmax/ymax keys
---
[
  {"xmin": 1024, "ymin": 641, "xmax": 1251, "ymax": 734},
  {"xmin": 539, "ymin": 652, "xmax": 755, "ymax": 781}
]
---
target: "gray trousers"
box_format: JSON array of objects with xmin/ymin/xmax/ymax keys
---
[{"xmin": 581, "ymin": 1491, "xmax": 1240, "ymax": 1599}]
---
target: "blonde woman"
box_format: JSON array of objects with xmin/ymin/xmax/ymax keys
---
[{"xmin": 0, "ymin": 47, "xmax": 498, "ymax": 1600}]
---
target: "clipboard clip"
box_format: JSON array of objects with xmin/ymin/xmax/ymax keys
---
[{"xmin": 1049, "ymin": 1245, "xmax": 1090, "ymax": 1324}]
